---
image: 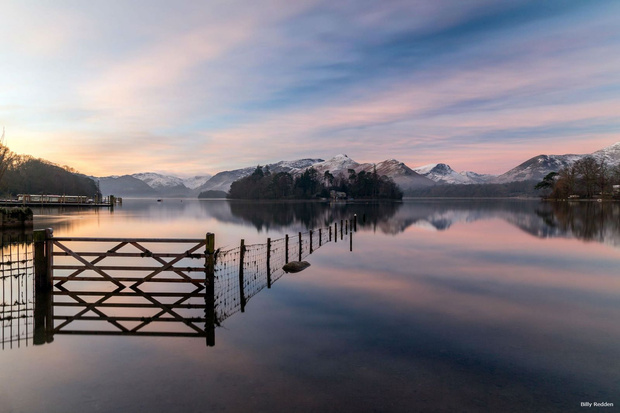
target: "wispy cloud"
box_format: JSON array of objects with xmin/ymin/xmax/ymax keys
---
[{"xmin": 1, "ymin": 0, "xmax": 619, "ymax": 176}]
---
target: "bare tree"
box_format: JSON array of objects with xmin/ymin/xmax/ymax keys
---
[
  {"xmin": 0, "ymin": 127, "xmax": 15, "ymax": 185},
  {"xmin": 573, "ymin": 156, "xmax": 600, "ymax": 198}
]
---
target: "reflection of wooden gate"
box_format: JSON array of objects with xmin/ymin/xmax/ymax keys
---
[{"xmin": 33, "ymin": 230, "xmax": 215, "ymax": 346}]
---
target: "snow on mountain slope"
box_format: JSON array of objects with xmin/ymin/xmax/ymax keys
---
[
  {"xmin": 196, "ymin": 158, "xmax": 323, "ymax": 193},
  {"xmin": 494, "ymin": 154, "xmax": 582, "ymax": 184},
  {"xmin": 356, "ymin": 159, "xmax": 435, "ymax": 190},
  {"xmin": 592, "ymin": 142, "xmax": 620, "ymax": 167},
  {"xmin": 310, "ymin": 154, "xmax": 359, "ymax": 176},
  {"xmin": 132, "ymin": 173, "xmax": 186, "ymax": 189},
  {"xmin": 494, "ymin": 141, "xmax": 620, "ymax": 184},
  {"xmin": 413, "ymin": 163, "xmax": 494, "ymax": 185},
  {"xmin": 182, "ymin": 175, "xmax": 212, "ymax": 189}
]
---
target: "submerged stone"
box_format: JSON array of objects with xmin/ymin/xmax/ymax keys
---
[{"xmin": 282, "ymin": 261, "xmax": 311, "ymax": 273}]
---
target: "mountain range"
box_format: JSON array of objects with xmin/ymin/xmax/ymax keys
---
[{"xmin": 96, "ymin": 142, "xmax": 620, "ymax": 197}]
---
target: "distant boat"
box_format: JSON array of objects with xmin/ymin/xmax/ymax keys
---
[{"xmin": 157, "ymin": 199, "xmax": 162, "ymax": 202}]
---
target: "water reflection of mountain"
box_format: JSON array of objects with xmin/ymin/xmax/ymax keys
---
[
  {"xmin": 227, "ymin": 201, "xmax": 402, "ymax": 233},
  {"xmin": 398, "ymin": 200, "xmax": 620, "ymax": 248},
  {"xmin": 31, "ymin": 199, "xmax": 620, "ymax": 247},
  {"xmin": 227, "ymin": 199, "xmax": 620, "ymax": 247}
]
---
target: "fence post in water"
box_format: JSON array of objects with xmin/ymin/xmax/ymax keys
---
[
  {"xmin": 239, "ymin": 239, "xmax": 246, "ymax": 313},
  {"xmin": 266, "ymin": 238, "xmax": 271, "ymax": 289},
  {"xmin": 329, "ymin": 225, "xmax": 332, "ymax": 242},
  {"xmin": 309, "ymin": 230, "xmax": 313, "ymax": 254},
  {"xmin": 340, "ymin": 219, "xmax": 344, "ymax": 240},
  {"xmin": 34, "ymin": 229, "xmax": 52, "ymax": 292},
  {"xmin": 319, "ymin": 228, "xmax": 322, "ymax": 247},
  {"xmin": 285, "ymin": 234, "xmax": 289, "ymax": 263},
  {"xmin": 345, "ymin": 220, "xmax": 348, "ymax": 235},
  {"xmin": 298, "ymin": 232, "xmax": 302, "ymax": 261},
  {"xmin": 334, "ymin": 223, "xmax": 337, "ymax": 243},
  {"xmin": 354, "ymin": 214, "xmax": 357, "ymax": 232},
  {"xmin": 350, "ymin": 228, "xmax": 353, "ymax": 252},
  {"xmin": 205, "ymin": 232, "xmax": 215, "ymax": 347}
]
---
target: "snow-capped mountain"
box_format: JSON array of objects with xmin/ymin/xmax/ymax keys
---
[
  {"xmin": 413, "ymin": 163, "xmax": 495, "ymax": 185},
  {"xmin": 310, "ymin": 154, "xmax": 359, "ymax": 176},
  {"xmin": 356, "ymin": 159, "xmax": 435, "ymax": 190},
  {"xmin": 132, "ymin": 173, "xmax": 186, "ymax": 189},
  {"xmin": 494, "ymin": 154, "xmax": 582, "ymax": 184},
  {"xmin": 592, "ymin": 142, "xmax": 620, "ymax": 167},
  {"xmin": 181, "ymin": 175, "xmax": 212, "ymax": 190},
  {"xmin": 95, "ymin": 141, "xmax": 620, "ymax": 198},
  {"xmin": 494, "ymin": 142, "xmax": 620, "ymax": 184},
  {"xmin": 195, "ymin": 158, "xmax": 323, "ymax": 193}
]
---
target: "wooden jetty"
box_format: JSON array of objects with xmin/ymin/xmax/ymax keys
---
[{"xmin": 0, "ymin": 194, "xmax": 121, "ymax": 208}]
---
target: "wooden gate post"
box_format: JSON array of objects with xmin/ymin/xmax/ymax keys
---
[
  {"xmin": 34, "ymin": 229, "xmax": 53, "ymax": 292},
  {"xmin": 205, "ymin": 232, "xmax": 215, "ymax": 347},
  {"xmin": 239, "ymin": 239, "xmax": 246, "ymax": 312},
  {"xmin": 266, "ymin": 238, "xmax": 272, "ymax": 289}
]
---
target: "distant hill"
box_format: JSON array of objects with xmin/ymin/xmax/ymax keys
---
[
  {"xmin": 413, "ymin": 163, "xmax": 495, "ymax": 185},
  {"xmin": 97, "ymin": 175, "xmax": 158, "ymax": 197},
  {"xmin": 194, "ymin": 159, "xmax": 323, "ymax": 194},
  {"xmin": 0, "ymin": 156, "xmax": 98, "ymax": 197},
  {"xmin": 97, "ymin": 172, "xmax": 212, "ymax": 197},
  {"xmin": 94, "ymin": 141, "xmax": 620, "ymax": 198}
]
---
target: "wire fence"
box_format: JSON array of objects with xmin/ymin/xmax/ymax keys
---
[
  {"xmin": 213, "ymin": 219, "xmax": 353, "ymax": 324},
  {"xmin": 0, "ymin": 217, "xmax": 356, "ymax": 346},
  {"xmin": 0, "ymin": 234, "xmax": 34, "ymax": 350}
]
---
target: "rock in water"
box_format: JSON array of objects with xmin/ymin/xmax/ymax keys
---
[{"xmin": 282, "ymin": 261, "xmax": 311, "ymax": 273}]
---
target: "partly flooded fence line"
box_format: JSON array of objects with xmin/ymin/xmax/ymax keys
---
[
  {"xmin": 2, "ymin": 215, "xmax": 357, "ymax": 349},
  {"xmin": 0, "ymin": 233, "xmax": 35, "ymax": 350}
]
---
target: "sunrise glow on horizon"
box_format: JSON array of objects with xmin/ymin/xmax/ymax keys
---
[{"xmin": 1, "ymin": 1, "xmax": 619, "ymax": 177}]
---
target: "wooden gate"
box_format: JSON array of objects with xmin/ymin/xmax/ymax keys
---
[{"xmin": 33, "ymin": 230, "xmax": 216, "ymax": 346}]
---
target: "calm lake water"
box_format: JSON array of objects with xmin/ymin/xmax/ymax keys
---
[{"xmin": 1, "ymin": 199, "xmax": 619, "ymax": 413}]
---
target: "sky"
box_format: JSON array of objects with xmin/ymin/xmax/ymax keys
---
[{"xmin": 1, "ymin": 0, "xmax": 619, "ymax": 177}]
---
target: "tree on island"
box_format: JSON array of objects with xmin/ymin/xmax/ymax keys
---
[
  {"xmin": 227, "ymin": 166, "xmax": 402, "ymax": 200},
  {"xmin": 535, "ymin": 156, "xmax": 620, "ymax": 199}
]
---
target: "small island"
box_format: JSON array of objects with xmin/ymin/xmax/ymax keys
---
[{"xmin": 227, "ymin": 166, "xmax": 403, "ymax": 200}]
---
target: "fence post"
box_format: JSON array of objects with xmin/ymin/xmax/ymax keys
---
[
  {"xmin": 34, "ymin": 229, "xmax": 52, "ymax": 292},
  {"xmin": 285, "ymin": 234, "xmax": 289, "ymax": 263},
  {"xmin": 239, "ymin": 239, "xmax": 246, "ymax": 313},
  {"xmin": 319, "ymin": 228, "xmax": 322, "ymax": 247},
  {"xmin": 340, "ymin": 219, "xmax": 343, "ymax": 240},
  {"xmin": 329, "ymin": 225, "xmax": 332, "ymax": 242},
  {"xmin": 334, "ymin": 222, "xmax": 337, "ymax": 243},
  {"xmin": 298, "ymin": 232, "xmax": 302, "ymax": 261},
  {"xmin": 266, "ymin": 238, "xmax": 271, "ymax": 289},
  {"xmin": 350, "ymin": 228, "xmax": 353, "ymax": 252},
  {"xmin": 345, "ymin": 220, "xmax": 348, "ymax": 235},
  {"xmin": 309, "ymin": 230, "xmax": 313, "ymax": 254},
  {"xmin": 354, "ymin": 214, "xmax": 357, "ymax": 232},
  {"xmin": 205, "ymin": 232, "xmax": 215, "ymax": 347}
]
